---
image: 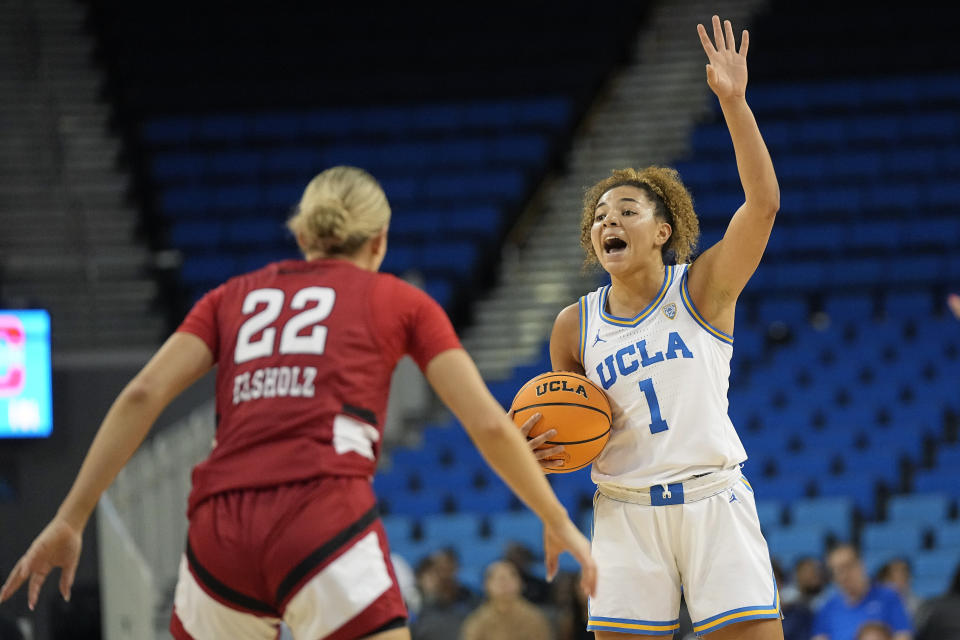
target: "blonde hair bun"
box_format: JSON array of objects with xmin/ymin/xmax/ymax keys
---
[{"xmin": 288, "ymin": 166, "xmax": 391, "ymax": 256}]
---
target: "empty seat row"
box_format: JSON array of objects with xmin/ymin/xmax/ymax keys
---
[
  {"xmin": 152, "ymin": 135, "xmax": 551, "ymax": 182},
  {"xmin": 142, "ymin": 98, "xmax": 572, "ymax": 145}
]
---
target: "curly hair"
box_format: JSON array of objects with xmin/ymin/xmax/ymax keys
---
[{"xmin": 580, "ymin": 166, "xmax": 700, "ymax": 266}]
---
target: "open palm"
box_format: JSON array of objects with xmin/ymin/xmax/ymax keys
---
[{"xmin": 698, "ymin": 15, "xmax": 749, "ymax": 100}]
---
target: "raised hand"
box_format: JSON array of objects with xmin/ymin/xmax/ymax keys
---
[
  {"xmin": 0, "ymin": 518, "xmax": 82, "ymax": 610},
  {"xmin": 698, "ymin": 15, "xmax": 749, "ymax": 100}
]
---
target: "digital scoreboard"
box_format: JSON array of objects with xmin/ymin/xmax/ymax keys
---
[{"xmin": 0, "ymin": 310, "xmax": 53, "ymax": 438}]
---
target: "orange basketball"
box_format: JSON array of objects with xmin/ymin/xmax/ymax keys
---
[{"xmin": 510, "ymin": 371, "xmax": 612, "ymax": 473}]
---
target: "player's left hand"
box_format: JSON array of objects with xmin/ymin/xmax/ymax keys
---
[
  {"xmin": 698, "ymin": 15, "xmax": 749, "ymax": 101},
  {"xmin": 516, "ymin": 411, "xmax": 567, "ymax": 470},
  {"xmin": 0, "ymin": 517, "xmax": 82, "ymax": 610}
]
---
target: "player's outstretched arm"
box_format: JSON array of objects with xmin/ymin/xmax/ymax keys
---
[
  {"xmin": 687, "ymin": 15, "xmax": 779, "ymax": 328},
  {"xmin": 425, "ymin": 348, "xmax": 597, "ymax": 596},
  {"xmin": 0, "ymin": 333, "xmax": 213, "ymax": 610}
]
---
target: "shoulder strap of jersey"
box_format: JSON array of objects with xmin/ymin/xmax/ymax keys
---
[{"xmin": 679, "ymin": 264, "xmax": 734, "ymax": 344}]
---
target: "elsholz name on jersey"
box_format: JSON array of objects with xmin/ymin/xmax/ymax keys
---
[{"xmin": 233, "ymin": 366, "xmax": 317, "ymax": 404}]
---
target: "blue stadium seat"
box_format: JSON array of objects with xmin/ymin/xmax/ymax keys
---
[
  {"xmin": 861, "ymin": 522, "xmax": 925, "ymax": 554},
  {"xmin": 887, "ymin": 493, "xmax": 951, "ymax": 526},
  {"xmin": 777, "ymin": 451, "xmax": 837, "ymax": 479},
  {"xmin": 489, "ymin": 512, "xmax": 543, "ymax": 554},
  {"xmin": 841, "ymin": 450, "xmax": 900, "ymax": 485},
  {"xmin": 936, "ymin": 445, "xmax": 960, "ymax": 470},
  {"xmin": 381, "ymin": 514, "xmax": 414, "ymax": 545},
  {"xmin": 453, "ymin": 485, "xmax": 514, "ymax": 513},
  {"xmin": 863, "ymin": 428, "xmax": 925, "ymax": 463},
  {"xmin": 387, "ymin": 538, "xmax": 433, "ymax": 568},
  {"xmin": 818, "ymin": 471, "xmax": 877, "ymax": 518},
  {"xmin": 385, "ymin": 490, "xmax": 447, "ymax": 518},
  {"xmin": 391, "ymin": 446, "xmax": 440, "ymax": 470},
  {"xmin": 421, "ymin": 513, "xmax": 483, "ymax": 547},
  {"xmin": 180, "ymin": 256, "xmax": 239, "ymax": 287},
  {"xmin": 936, "ymin": 523, "xmax": 960, "ymax": 550},
  {"xmin": 911, "ymin": 549, "xmax": 960, "ymax": 598},
  {"xmin": 824, "ymin": 293, "xmax": 875, "ymax": 321},
  {"xmin": 791, "ymin": 497, "xmax": 853, "ymax": 541},
  {"xmin": 211, "ymin": 151, "xmax": 263, "ymax": 177},
  {"xmin": 759, "ymin": 474, "xmax": 810, "ymax": 503},
  {"xmin": 756, "ymin": 499, "xmax": 783, "ymax": 530},
  {"xmin": 766, "ymin": 524, "xmax": 829, "ymax": 567},
  {"xmin": 755, "ymin": 296, "xmax": 808, "ymax": 327},
  {"xmin": 914, "ymin": 469, "xmax": 960, "ymax": 497}
]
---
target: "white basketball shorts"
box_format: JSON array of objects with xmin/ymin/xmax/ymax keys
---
[{"xmin": 587, "ymin": 467, "xmax": 781, "ymax": 636}]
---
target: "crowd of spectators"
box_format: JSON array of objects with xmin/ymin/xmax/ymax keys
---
[{"xmin": 395, "ymin": 542, "xmax": 960, "ymax": 640}]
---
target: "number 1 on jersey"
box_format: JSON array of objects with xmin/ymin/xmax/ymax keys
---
[{"xmin": 638, "ymin": 378, "xmax": 669, "ymax": 433}]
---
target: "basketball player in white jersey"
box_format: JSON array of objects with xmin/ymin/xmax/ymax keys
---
[{"xmin": 538, "ymin": 15, "xmax": 783, "ymax": 640}]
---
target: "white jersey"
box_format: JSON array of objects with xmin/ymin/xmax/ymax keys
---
[{"xmin": 579, "ymin": 263, "xmax": 746, "ymax": 488}]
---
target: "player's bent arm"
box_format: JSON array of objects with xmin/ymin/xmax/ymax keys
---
[
  {"xmin": 549, "ymin": 303, "xmax": 584, "ymax": 374},
  {"xmin": 687, "ymin": 95, "xmax": 778, "ymax": 332},
  {"xmin": 1, "ymin": 332, "xmax": 213, "ymax": 607},
  {"xmin": 425, "ymin": 348, "xmax": 568, "ymax": 528},
  {"xmin": 57, "ymin": 332, "xmax": 214, "ymax": 531}
]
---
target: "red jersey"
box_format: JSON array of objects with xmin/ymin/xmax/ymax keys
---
[{"xmin": 176, "ymin": 258, "xmax": 461, "ymax": 515}]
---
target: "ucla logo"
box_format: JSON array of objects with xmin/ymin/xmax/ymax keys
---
[
  {"xmin": 663, "ymin": 303, "xmax": 677, "ymax": 320},
  {"xmin": 536, "ymin": 379, "xmax": 589, "ymax": 399}
]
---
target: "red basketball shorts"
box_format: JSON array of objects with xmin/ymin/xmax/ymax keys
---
[{"xmin": 170, "ymin": 475, "xmax": 407, "ymax": 640}]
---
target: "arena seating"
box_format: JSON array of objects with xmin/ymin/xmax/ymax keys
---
[{"xmin": 86, "ymin": 0, "xmax": 649, "ymax": 321}]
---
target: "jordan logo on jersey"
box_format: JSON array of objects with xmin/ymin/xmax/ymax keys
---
[
  {"xmin": 593, "ymin": 330, "xmax": 606, "ymax": 347},
  {"xmin": 595, "ymin": 331, "xmax": 694, "ymax": 390}
]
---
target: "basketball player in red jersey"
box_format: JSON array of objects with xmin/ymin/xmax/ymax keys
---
[{"xmin": 0, "ymin": 166, "xmax": 597, "ymax": 640}]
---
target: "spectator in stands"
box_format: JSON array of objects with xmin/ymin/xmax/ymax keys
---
[
  {"xmin": 774, "ymin": 558, "xmax": 815, "ymax": 640},
  {"xmin": 876, "ymin": 558, "xmax": 921, "ymax": 617},
  {"xmin": 460, "ymin": 560, "xmax": 551, "ymax": 640},
  {"xmin": 503, "ymin": 541, "xmax": 550, "ymax": 605},
  {"xmin": 856, "ymin": 621, "xmax": 895, "ymax": 640},
  {"xmin": 551, "ymin": 571, "xmax": 591, "ymax": 640},
  {"xmin": 781, "ymin": 555, "xmax": 827, "ymax": 610},
  {"xmin": 412, "ymin": 551, "xmax": 475, "ymax": 640},
  {"xmin": 914, "ymin": 561, "xmax": 960, "ymax": 640},
  {"xmin": 948, "ymin": 293, "xmax": 960, "ymax": 320},
  {"xmin": 813, "ymin": 543, "xmax": 912, "ymax": 640}
]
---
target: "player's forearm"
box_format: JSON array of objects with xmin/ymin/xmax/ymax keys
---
[
  {"xmin": 56, "ymin": 382, "xmax": 166, "ymax": 531},
  {"xmin": 719, "ymin": 96, "xmax": 779, "ymax": 214}
]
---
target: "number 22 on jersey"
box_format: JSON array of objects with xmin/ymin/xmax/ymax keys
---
[{"xmin": 234, "ymin": 287, "xmax": 337, "ymax": 364}]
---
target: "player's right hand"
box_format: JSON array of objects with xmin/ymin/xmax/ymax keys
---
[
  {"xmin": 515, "ymin": 411, "xmax": 567, "ymax": 470},
  {"xmin": 543, "ymin": 516, "xmax": 597, "ymax": 598},
  {"xmin": 0, "ymin": 517, "xmax": 82, "ymax": 610}
]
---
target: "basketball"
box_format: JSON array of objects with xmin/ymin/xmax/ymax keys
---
[{"xmin": 510, "ymin": 371, "xmax": 612, "ymax": 473}]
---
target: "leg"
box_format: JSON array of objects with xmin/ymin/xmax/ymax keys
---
[
  {"xmin": 171, "ymin": 555, "xmax": 282, "ymax": 640},
  {"xmin": 586, "ymin": 494, "xmax": 683, "ymax": 637},
  {"xmin": 704, "ymin": 618, "xmax": 784, "ymax": 640}
]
